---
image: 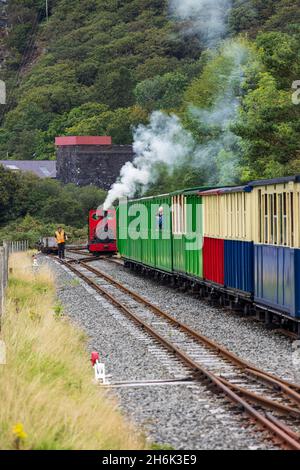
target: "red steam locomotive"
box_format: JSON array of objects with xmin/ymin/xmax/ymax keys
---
[{"xmin": 88, "ymin": 209, "xmax": 117, "ymax": 255}]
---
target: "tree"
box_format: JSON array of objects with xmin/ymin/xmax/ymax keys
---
[
  {"xmin": 66, "ymin": 106, "xmax": 148, "ymax": 144},
  {"xmin": 94, "ymin": 67, "xmax": 136, "ymax": 110},
  {"xmin": 0, "ymin": 0, "xmax": 203, "ymax": 159},
  {"xmin": 135, "ymin": 72, "xmax": 188, "ymax": 112},
  {"xmin": 41, "ymin": 195, "xmax": 84, "ymax": 226},
  {"xmin": 0, "ymin": 165, "xmax": 22, "ymax": 224},
  {"xmin": 256, "ymin": 32, "xmax": 300, "ymax": 88},
  {"xmin": 234, "ymin": 72, "xmax": 300, "ymax": 179}
]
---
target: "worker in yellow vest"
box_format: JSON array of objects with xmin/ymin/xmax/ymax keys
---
[{"xmin": 55, "ymin": 227, "xmax": 68, "ymax": 259}]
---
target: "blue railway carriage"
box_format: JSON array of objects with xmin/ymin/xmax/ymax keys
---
[
  {"xmin": 251, "ymin": 176, "xmax": 300, "ymax": 319},
  {"xmin": 200, "ymin": 185, "xmax": 254, "ymax": 296}
]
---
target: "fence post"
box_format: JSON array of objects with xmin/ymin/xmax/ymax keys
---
[
  {"xmin": 0, "ymin": 246, "xmax": 8, "ymax": 324},
  {"xmin": 3, "ymin": 242, "xmax": 8, "ymax": 288},
  {"xmin": 0, "ymin": 247, "xmax": 3, "ymax": 320}
]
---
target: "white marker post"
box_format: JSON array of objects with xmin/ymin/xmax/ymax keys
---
[
  {"xmin": 32, "ymin": 256, "xmax": 39, "ymax": 275},
  {"xmin": 91, "ymin": 352, "xmax": 109, "ymax": 385}
]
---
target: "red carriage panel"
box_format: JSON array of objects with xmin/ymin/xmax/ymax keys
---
[{"xmin": 203, "ymin": 237, "xmax": 224, "ymax": 286}]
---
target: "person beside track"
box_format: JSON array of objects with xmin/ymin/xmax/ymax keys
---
[{"xmin": 55, "ymin": 227, "xmax": 68, "ymax": 259}]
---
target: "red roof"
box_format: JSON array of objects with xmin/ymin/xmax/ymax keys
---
[{"xmin": 55, "ymin": 136, "xmax": 112, "ymax": 146}]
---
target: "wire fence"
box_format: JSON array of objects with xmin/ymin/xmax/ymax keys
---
[
  {"xmin": 0, "ymin": 241, "xmax": 29, "ymax": 324},
  {"xmin": 0, "ymin": 243, "xmax": 9, "ymax": 323},
  {"xmin": 4, "ymin": 240, "xmax": 29, "ymax": 254}
]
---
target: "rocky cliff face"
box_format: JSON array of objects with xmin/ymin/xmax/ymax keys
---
[{"xmin": 0, "ymin": 0, "xmax": 7, "ymax": 26}]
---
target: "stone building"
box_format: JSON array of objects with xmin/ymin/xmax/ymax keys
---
[
  {"xmin": 55, "ymin": 136, "xmax": 133, "ymax": 190},
  {"xmin": 0, "ymin": 136, "xmax": 133, "ymax": 190}
]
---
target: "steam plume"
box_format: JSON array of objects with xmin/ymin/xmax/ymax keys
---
[
  {"xmin": 104, "ymin": 113, "xmax": 195, "ymax": 209},
  {"xmin": 103, "ymin": 2, "xmax": 248, "ymax": 210},
  {"xmin": 169, "ymin": 0, "xmax": 232, "ymax": 46}
]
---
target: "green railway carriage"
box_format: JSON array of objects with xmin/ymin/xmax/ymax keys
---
[
  {"xmin": 171, "ymin": 190, "xmax": 203, "ymax": 279},
  {"xmin": 117, "ymin": 193, "xmax": 173, "ymax": 273},
  {"xmin": 117, "ymin": 188, "xmax": 204, "ymax": 277}
]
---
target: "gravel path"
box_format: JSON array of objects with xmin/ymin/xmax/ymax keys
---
[{"xmin": 44, "ymin": 256, "xmax": 281, "ymax": 450}]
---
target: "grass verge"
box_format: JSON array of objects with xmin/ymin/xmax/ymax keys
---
[{"xmin": 0, "ymin": 252, "xmax": 145, "ymax": 450}]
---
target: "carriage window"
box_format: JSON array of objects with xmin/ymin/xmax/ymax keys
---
[
  {"xmin": 258, "ymin": 190, "xmax": 262, "ymax": 243},
  {"xmin": 236, "ymin": 194, "xmax": 239, "ymax": 238},
  {"xmin": 273, "ymin": 194, "xmax": 277, "ymax": 245},
  {"xmin": 172, "ymin": 195, "xmax": 186, "ymax": 234},
  {"xmin": 290, "ymin": 193, "xmax": 294, "ymax": 247},
  {"xmin": 157, "ymin": 207, "xmax": 164, "ymax": 231},
  {"xmin": 269, "ymin": 194, "xmax": 274, "ymax": 244},
  {"xmin": 229, "ymin": 195, "xmax": 233, "ymax": 239},
  {"xmin": 223, "ymin": 192, "xmax": 248, "ymax": 240},
  {"xmin": 259, "ymin": 190, "xmax": 294, "ymax": 247},
  {"xmin": 283, "ymin": 193, "xmax": 287, "ymax": 246},
  {"xmin": 242, "ymin": 193, "xmax": 246, "ymax": 239},
  {"xmin": 278, "ymin": 194, "xmax": 283, "ymax": 245},
  {"xmin": 264, "ymin": 194, "xmax": 268, "ymax": 244}
]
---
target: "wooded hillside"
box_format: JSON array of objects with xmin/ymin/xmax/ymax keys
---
[{"xmin": 0, "ymin": 0, "xmax": 300, "ymax": 185}]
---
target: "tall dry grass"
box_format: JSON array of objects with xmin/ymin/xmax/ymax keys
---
[{"xmin": 0, "ymin": 253, "xmax": 145, "ymax": 450}]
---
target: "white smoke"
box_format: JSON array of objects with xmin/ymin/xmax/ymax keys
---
[
  {"xmin": 103, "ymin": 1, "xmax": 248, "ymax": 210},
  {"xmin": 104, "ymin": 41, "xmax": 248, "ymax": 210},
  {"xmin": 189, "ymin": 41, "xmax": 247, "ymax": 185},
  {"xmin": 169, "ymin": 0, "xmax": 232, "ymax": 46},
  {"xmin": 104, "ymin": 113, "xmax": 195, "ymax": 209}
]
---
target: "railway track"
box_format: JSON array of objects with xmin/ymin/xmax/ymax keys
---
[
  {"xmin": 57, "ymin": 256, "xmax": 300, "ymax": 450},
  {"xmin": 65, "ymin": 249, "xmax": 300, "ymax": 340},
  {"xmin": 66, "ymin": 249, "xmax": 124, "ymax": 266}
]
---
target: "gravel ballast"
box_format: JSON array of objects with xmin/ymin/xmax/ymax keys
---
[
  {"xmin": 90, "ymin": 258, "xmax": 298, "ymax": 384},
  {"xmin": 44, "ymin": 256, "xmax": 286, "ymax": 450}
]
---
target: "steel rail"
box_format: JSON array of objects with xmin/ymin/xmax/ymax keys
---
[
  {"xmin": 79, "ymin": 262, "xmax": 300, "ymax": 415},
  {"xmin": 64, "ymin": 257, "xmax": 300, "ymax": 412},
  {"xmin": 79, "ymin": 261, "xmax": 300, "ymax": 396},
  {"xmin": 67, "ymin": 249, "xmax": 92, "ymax": 257},
  {"xmin": 67, "ymin": 255, "xmax": 97, "ymax": 263},
  {"xmin": 218, "ymin": 378, "xmax": 300, "ymax": 417},
  {"xmin": 62, "ymin": 256, "xmax": 300, "ymax": 416},
  {"xmin": 58, "ymin": 258, "xmax": 300, "ymax": 450}
]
